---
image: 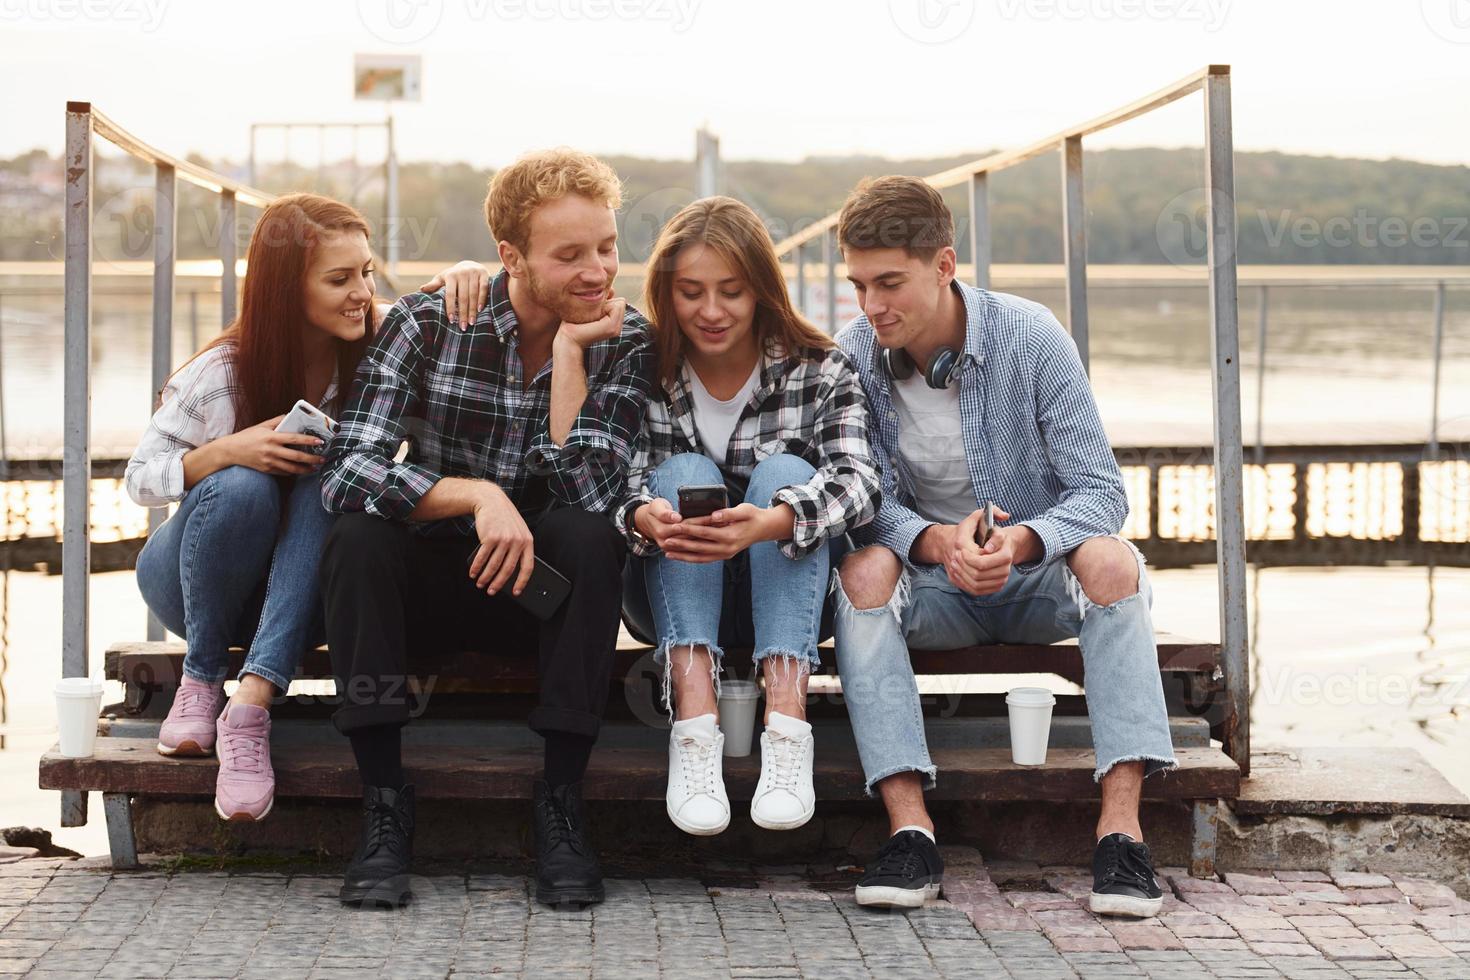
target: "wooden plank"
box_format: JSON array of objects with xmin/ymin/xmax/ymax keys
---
[
  {"xmin": 40, "ymin": 739, "xmax": 1239, "ymax": 802},
  {"xmin": 106, "ymin": 634, "xmax": 1222, "ymax": 688}
]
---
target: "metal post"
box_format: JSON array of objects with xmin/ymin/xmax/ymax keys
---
[
  {"xmin": 695, "ymin": 128, "xmax": 720, "ymax": 198},
  {"xmin": 385, "ymin": 110, "xmax": 399, "ymax": 278},
  {"xmin": 823, "ymin": 228, "xmax": 838, "ymax": 336},
  {"xmin": 147, "ymin": 163, "xmax": 176, "ymax": 642},
  {"xmin": 1253, "ymin": 285, "xmax": 1268, "ymax": 467},
  {"xmin": 795, "ymin": 245, "xmax": 807, "ymax": 318},
  {"xmin": 247, "ymin": 123, "xmax": 257, "ymax": 188},
  {"xmin": 1429, "ymin": 281, "xmax": 1446, "ymax": 456},
  {"xmin": 63, "ymin": 104, "xmax": 93, "ymax": 682},
  {"xmin": 1203, "ymin": 67, "xmax": 1250, "ymax": 776},
  {"xmin": 968, "ymin": 172, "xmax": 991, "ymax": 290},
  {"xmin": 62, "ymin": 103, "xmax": 94, "ymax": 829},
  {"xmin": 189, "ymin": 289, "xmax": 198, "ymax": 351},
  {"xmin": 0, "ymin": 294, "xmax": 7, "ymax": 482},
  {"xmin": 1061, "ymin": 135, "xmax": 1090, "ymax": 373},
  {"xmin": 219, "ymin": 191, "xmax": 237, "ymax": 327}
]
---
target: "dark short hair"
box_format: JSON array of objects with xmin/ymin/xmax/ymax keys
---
[{"xmin": 837, "ymin": 175, "xmax": 955, "ymax": 260}]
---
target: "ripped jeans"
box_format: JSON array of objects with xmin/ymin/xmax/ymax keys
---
[
  {"xmin": 621, "ymin": 452, "xmax": 846, "ymax": 710},
  {"xmin": 833, "ymin": 537, "xmax": 1177, "ymax": 792}
]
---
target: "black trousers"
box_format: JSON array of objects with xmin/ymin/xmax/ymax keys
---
[{"xmin": 319, "ymin": 507, "xmax": 626, "ymax": 739}]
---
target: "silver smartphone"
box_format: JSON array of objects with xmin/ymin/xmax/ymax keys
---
[
  {"xmin": 274, "ymin": 399, "xmax": 337, "ymax": 455},
  {"xmin": 976, "ymin": 500, "xmax": 997, "ymax": 547}
]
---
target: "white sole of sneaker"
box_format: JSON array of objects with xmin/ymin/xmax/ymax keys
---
[
  {"xmin": 215, "ymin": 797, "xmax": 274, "ymax": 823},
  {"xmin": 1088, "ymin": 891, "xmax": 1163, "ymax": 917},
  {"xmin": 750, "ymin": 805, "xmax": 815, "ymax": 832},
  {"xmin": 157, "ymin": 740, "xmax": 212, "ymax": 757},
  {"xmin": 666, "ymin": 804, "xmax": 729, "ymax": 837},
  {"xmin": 854, "ymin": 881, "xmax": 941, "ymax": 909}
]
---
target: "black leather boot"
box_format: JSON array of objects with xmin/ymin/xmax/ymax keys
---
[
  {"xmin": 339, "ymin": 784, "xmax": 415, "ymax": 907},
  {"xmin": 532, "ymin": 780, "xmax": 604, "ymax": 907}
]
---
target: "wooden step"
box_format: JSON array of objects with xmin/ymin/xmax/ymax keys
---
[
  {"xmin": 40, "ymin": 737, "xmax": 1239, "ymax": 802},
  {"xmin": 105, "ymin": 632, "xmax": 1222, "ymax": 694}
]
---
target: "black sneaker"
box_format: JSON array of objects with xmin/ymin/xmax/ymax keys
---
[
  {"xmin": 339, "ymin": 784, "xmax": 415, "ymax": 907},
  {"xmin": 1089, "ymin": 832, "xmax": 1164, "ymax": 917},
  {"xmin": 533, "ymin": 780, "xmax": 605, "ymax": 907},
  {"xmin": 854, "ymin": 829, "xmax": 944, "ymax": 909}
]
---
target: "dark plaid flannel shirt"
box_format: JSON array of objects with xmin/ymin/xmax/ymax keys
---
[
  {"xmin": 322, "ymin": 271, "xmax": 655, "ymax": 534},
  {"xmin": 612, "ymin": 345, "xmax": 881, "ymax": 560}
]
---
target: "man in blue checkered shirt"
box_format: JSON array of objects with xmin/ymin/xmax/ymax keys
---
[
  {"xmin": 318, "ymin": 149, "xmax": 654, "ymax": 910},
  {"xmin": 829, "ymin": 177, "xmax": 1176, "ymax": 919}
]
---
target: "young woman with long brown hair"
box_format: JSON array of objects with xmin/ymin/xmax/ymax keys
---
[
  {"xmin": 616, "ymin": 197, "xmax": 880, "ymax": 835},
  {"xmin": 126, "ymin": 192, "xmax": 379, "ymax": 822}
]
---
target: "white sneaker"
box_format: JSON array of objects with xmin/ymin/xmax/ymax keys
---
[
  {"xmin": 666, "ymin": 713, "xmax": 729, "ymax": 836},
  {"xmin": 750, "ymin": 712, "xmax": 815, "ymax": 831}
]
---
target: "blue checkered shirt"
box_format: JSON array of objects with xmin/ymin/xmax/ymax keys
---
[
  {"xmin": 322, "ymin": 271, "xmax": 655, "ymax": 534},
  {"xmin": 835, "ymin": 280, "xmax": 1127, "ymax": 574}
]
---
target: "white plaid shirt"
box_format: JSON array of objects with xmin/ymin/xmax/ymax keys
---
[
  {"xmin": 613, "ymin": 345, "xmax": 881, "ymax": 560},
  {"xmin": 124, "ymin": 343, "xmax": 338, "ymax": 507},
  {"xmin": 836, "ymin": 281, "xmax": 1128, "ymax": 574}
]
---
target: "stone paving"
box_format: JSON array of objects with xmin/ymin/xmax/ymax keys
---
[{"xmin": 1, "ymin": 851, "xmax": 1468, "ymax": 978}]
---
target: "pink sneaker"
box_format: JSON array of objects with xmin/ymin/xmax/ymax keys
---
[
  {"xmin": 156, "ymin": 676, "xmax": 225, "ymax": 757},
  {"xmin": 214, "ymin": 703, "xmax": 275, "ymax": 822}
]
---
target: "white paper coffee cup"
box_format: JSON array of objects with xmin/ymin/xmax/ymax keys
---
[
  {"xmin": 1006, "ymin": 686, "xmax": 1056, "ymax": 766},
  {"xmin": 717, "ymin": 680, "xmax": 762, "ymax": 758},
  {"xmin": 54, "ymin": 677, "xmax": 105, "ymax": 758}
]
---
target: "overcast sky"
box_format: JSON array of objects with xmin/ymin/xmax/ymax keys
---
[{"xmin": 3, "ymin": 0, "xmax": 1469, "ymax": 168}]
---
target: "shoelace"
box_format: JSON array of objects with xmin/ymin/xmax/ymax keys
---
[
  {"xmin": 362, "ymin": 800, "xmax": 409, "ymax": 858},
  {"xmin": 763, "ymin": 733, "xmax": 806, "ymax": 794},
  {"xmin": 541, "ymin": 792, "xmax": 586, "ymax": 853},
  {"xmin": 1099, "ymin": 840, "xmax": 1157, "ymax": 894},
  {"xmin": 218, "ymin": 725, "xmax": 265, "ymax": 775},
  {"xmin": 172, "ymin": 685, "xmax": 218, "ymax": 720},
  {"xmin": 871, "ymin": 833, "xmax": 923, "ymax": 880},
  {"xmin": 677, "ymin": 736, "xmax": 721, "ymax": 798}
]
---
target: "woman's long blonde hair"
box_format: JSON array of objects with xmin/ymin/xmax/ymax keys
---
[{"xmin": 644, "ymin": 196, "xmax": 832, "ymax": 386}]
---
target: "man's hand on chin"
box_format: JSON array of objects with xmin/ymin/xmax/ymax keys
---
[{"xmin": 557, "ymin": 295, "xmax": 626, "ymax": 350}]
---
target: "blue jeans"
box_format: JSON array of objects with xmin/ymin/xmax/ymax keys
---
[
  {"xmin": 833, "ymin": 537, "xmax": 1177, "ymax": 793},
  {"xmin": 622, "ymin": 453, "xmax": 846, "ymax": 705},
  {"xmin": 135, "ymin": 465, "xmax": 335, "ymax": 692}
]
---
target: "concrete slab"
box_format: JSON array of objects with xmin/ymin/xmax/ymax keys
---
[{"xmin": 1234, "ymin": 747, "xmax": 1470, "ymax": 818}]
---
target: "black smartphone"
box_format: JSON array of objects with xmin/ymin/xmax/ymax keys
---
[
  {"xmin": 677, "ymin": 483, "xmax": 729, "ymax": 519},
  {"xmin": 465, "ymin": 547, "xmax": 572, "ymax": 621}
]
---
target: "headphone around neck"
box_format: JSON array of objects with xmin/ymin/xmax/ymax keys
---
[{"xmin": 881, "ymin": 345, "xmax": 962, "ymax": 390}]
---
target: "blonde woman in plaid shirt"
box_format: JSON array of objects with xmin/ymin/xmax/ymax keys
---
[{"xmin": 616, "ymin": 197, "xmax": 881, "ymax": 836}]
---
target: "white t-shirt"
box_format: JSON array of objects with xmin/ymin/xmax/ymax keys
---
[
  {"xmin": 688, "ymin": 361, "xmax": 762, "ymax": 465},
  {"xmin": 890, "ymin": 371, "xmax": 976, "ymax": 525}
]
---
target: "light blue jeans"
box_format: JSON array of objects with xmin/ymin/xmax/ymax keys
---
[
  {"xmin": 135, "ymin": 465, "xmax": 335, "ymax": 693},
  {"xmin": 621, "ymin": 453, "xmax": 845, "ymax": 707},
  {"xmin": 833, "ymin": 537, "xmax": 1177, "ymax": 792}
]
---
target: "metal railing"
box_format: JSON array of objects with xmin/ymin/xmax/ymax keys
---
[
  {"xmin": 775, "ymin": 65, "xmax": 1251, "ymax": 773},
  {"xmin": 60, "ymin": 102, "xmax": 398, "ymax": 828}
]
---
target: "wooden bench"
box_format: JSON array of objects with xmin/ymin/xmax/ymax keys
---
[{"xmin": 41, "ymin": 633, "xmax": 1240, "ymax": 874}]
